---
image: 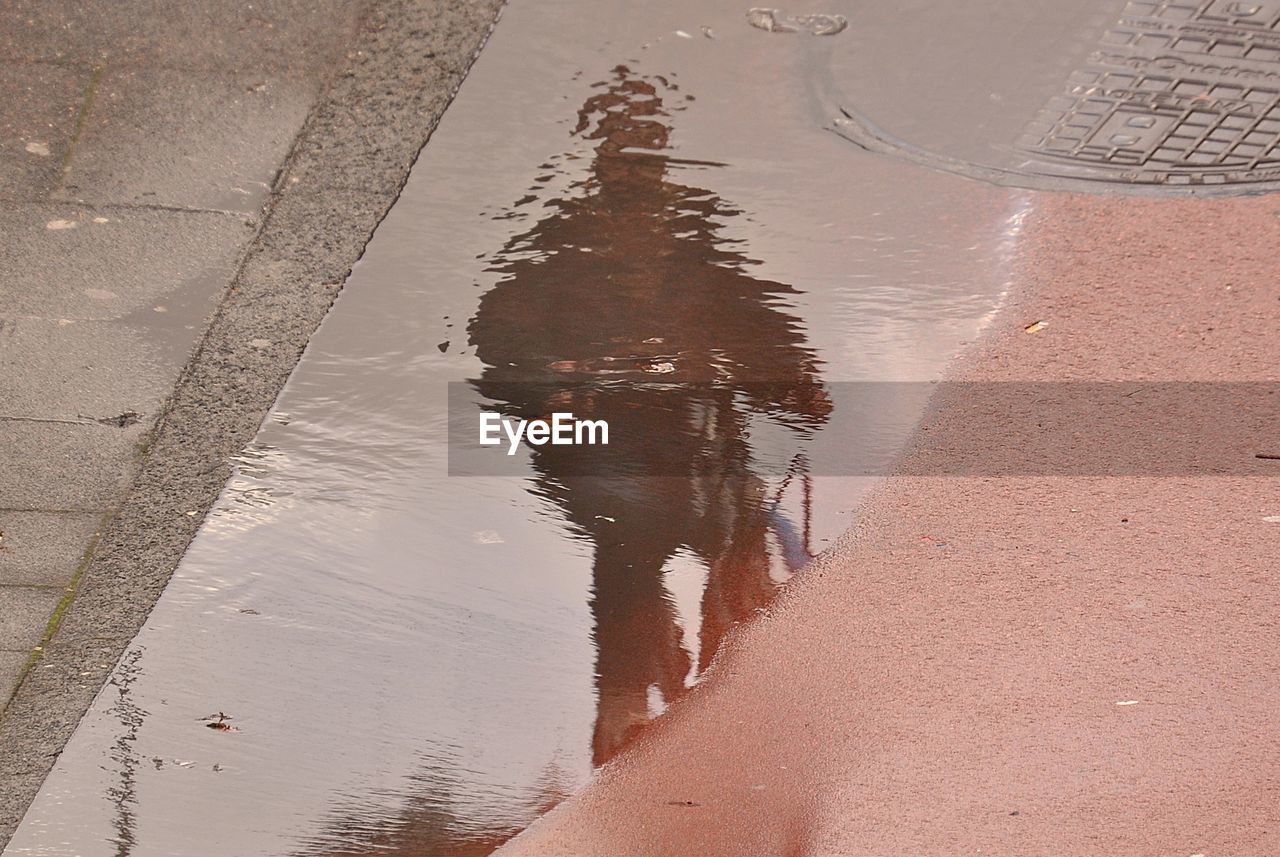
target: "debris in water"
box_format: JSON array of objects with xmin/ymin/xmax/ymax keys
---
[
  {"xmin": 1115, "ymin": 700, "xmax": 1140, "ymax": 706},
  {"xmin": 1024, "ymin": 320, "xmax": 1048, "ymax": 333},
  {"xmin": 473, "ymin": 530, "xmax": 505, "ymax": 544},
  {"xmin": 702, "ymin": 25, "xmax": 716, "ymax": 39},
  {"xmin": 746, "ymin": 8, "xmax": 848, "ymax": 35},
  {"xmin": 201, "ymin": 712, "xmax": 239, "ymax": 732},
  {"xmin": 643, "ymin": 361, "xmax": 677, "ymax": 374},
  {"xmin": 1262, "ymin": 515, "xmax": 1280, "ymax": 523},
  {"xmin": 1255, "ymin": 453, "xmax": 1280, "ymax": 460},
  {"xmin": 675, "ymin": 29, "xmax": 693, "ymax": 39},
  {"xmin": 437, "ymin": 340, "xmax": 450, "ymax": 353},
  {"xmin": 46, "ymin": 219, "xmax": 78, "ymax": 230},
  {"xmin": 25, "ymin": 141, "xmax": 50, "ymax": 156}
]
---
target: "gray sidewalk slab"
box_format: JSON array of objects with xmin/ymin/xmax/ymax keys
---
[
  {"xmin": 0, "ymin": 654, "xmax": 23, "ymax": 699},
  {"xmin": 56, "ymin": 67, "xmax": 317, "ymax": 213},
  {"xmin": 0, "ymin": 660, "xmax": 23, "ymax": 690},
  {"xmin": 0, "ymin": 588, "xmax": 60, "ymax": 654},
  {"xmin": 1, "ymin": 318, "xmax": 195, "ymax": 420},
  {"xmin": 1, "ymin": 205, "xmax": 251, "ymax": 424},
  {"xmin": 0, "ymin": 511, "xmax": 99, "ymax": 588},
  {"xmin": 0, "ymin": 0, "xmax": 505, "ymax": 847},
  {"xmin": 1, "ymin": 0, "xmax": 335, "ymax": 727},
  {"xmin": 0, "ymin": 204, "xmax": 249, "ymax": 320},
  {"xmin": 0, "ymin": 422, "xmax": 141, "ymax": 511},
  {"xmin": 0, "ymin": 0, "xmax": 360, "ymax": 72},
  {"xmin": 0, "ymin": 62, "xmax": 89, "ymax": 199}
]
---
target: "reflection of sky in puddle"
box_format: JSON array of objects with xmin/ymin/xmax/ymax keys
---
[{"xmin": 5, "ymin": 1, "xmax": 1025, "ymax": 855}]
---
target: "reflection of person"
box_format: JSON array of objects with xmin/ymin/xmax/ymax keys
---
[
  {"xmin": 309, "ymin": 65, "xmax": 830, "ymax": 857},
  {"xmin": 470, "ymin": 65, "xmax": 831, "ymax": 766}
]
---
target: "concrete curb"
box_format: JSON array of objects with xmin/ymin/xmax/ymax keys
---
[{"xmin": 0, "ymin": 0, "xmax": 504, "ymax": 843}]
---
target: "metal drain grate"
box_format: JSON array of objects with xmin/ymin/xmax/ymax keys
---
[
  {"xmin": 831, "ymin": 0, "xmax": 1280, "ymax": 193},
  {"xmin": 1018, "ymin": 0, "xmax": 1280, "ymax": 186}
]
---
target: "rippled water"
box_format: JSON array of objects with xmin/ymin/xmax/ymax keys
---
[{"xmin": 6, "ymin": 0, "xmax": 1025, "ymax": 854}]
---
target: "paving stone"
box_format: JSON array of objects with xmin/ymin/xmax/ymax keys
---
[
  {"xmin": 0, "ymin": 319, "xmax": 181, "ymax": 421},
  {"xmin": 0, "ymin": 511, "xmax": 100, "ymax": 587},
  {"xmin": 0, "ymin": 421, "xmax": 140, "ymax": 511},
  {"xmin": 0, "ymin": 587, "xmax": 60, "ymax": 652},
  {"xmin": 0, "ymin": 203, "xmax": 248, "ymax": 320},
  {"xmin": 56, "ymin": 66, "xmax": 316, "ymax": 213},
  {"xmin": 0, "ymin": 0, "xmax": 360, "ymax": 73},
  {"xmin": 0, "ymin": 650, "xmax": 28, "ymax": 705},
  {"xmin": 0, "ymin": 62, "xmax": 91, "ymax": 199}
]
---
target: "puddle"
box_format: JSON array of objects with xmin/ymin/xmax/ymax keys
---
[{"xmin": 6, "ymin": 0, "xmax": 1026, "ymax": 854}]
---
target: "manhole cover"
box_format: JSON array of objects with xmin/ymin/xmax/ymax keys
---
[{"xmin": 830, "ymin": 0, "xmax": 1280, "ymax": 194}]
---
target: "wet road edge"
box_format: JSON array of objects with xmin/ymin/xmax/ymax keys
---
[{"xmin": 0, "ymin": 0, "xmax": 505, "ymax": 844}]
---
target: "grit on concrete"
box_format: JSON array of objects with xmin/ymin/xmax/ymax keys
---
[{"xmin": 0, "ymin": 0, "xmax": 503, "ymax": 845}]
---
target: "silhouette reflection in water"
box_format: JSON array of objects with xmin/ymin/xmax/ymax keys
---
[
  {"xmin": 311, "ymin": 65, "xmax": 830, "ymax": 856},
  {"xmin": 470, "ymin": 64, "xmax": 830, "ymax": 765}
]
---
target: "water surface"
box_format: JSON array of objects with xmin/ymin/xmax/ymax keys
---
[{"xmin": 5, "ymin": 1, "xmax": 1023, "ymax": 854}]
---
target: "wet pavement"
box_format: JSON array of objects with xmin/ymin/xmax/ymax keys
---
[
  {"xmin": 0, "ymin": 0, "xmax": 357, "ymax": 740},
  {"xmin": 0, "ymin": 0, "xmax": 502, "ymax": 846},
  {"xmin": 2, "ymin": 0, "xmax": 1020, "ymax": 853},
  {"xmin": 8, "ymin": 0, "xmax": 1277, "ymax": 854}
]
